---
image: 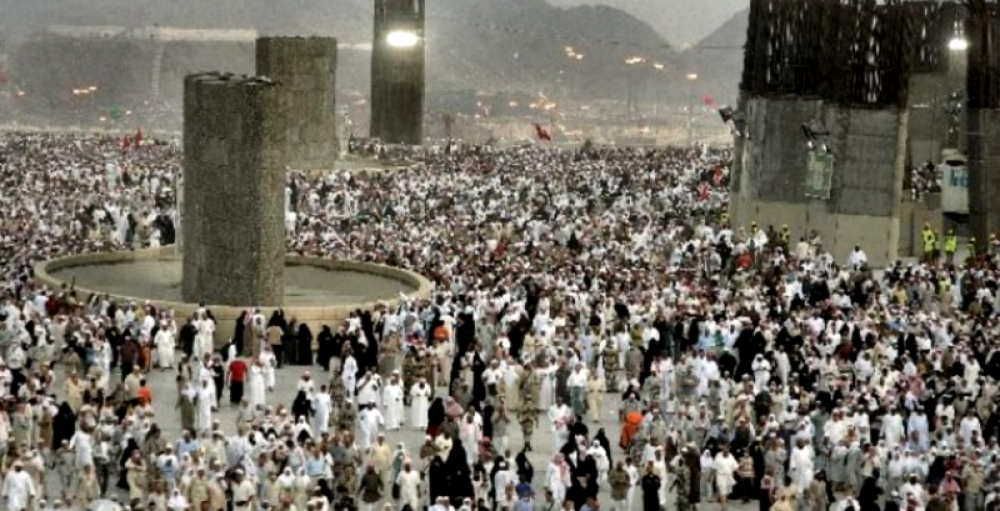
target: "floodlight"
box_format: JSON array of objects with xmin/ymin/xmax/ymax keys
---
[{"xmin": 386, "ymin": 31, "xmax": 419, "ymax": 48}]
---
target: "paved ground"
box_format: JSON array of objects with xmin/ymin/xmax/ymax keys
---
[
  {"xmin": 42, "ymin": 360, "xmax": 760, "ymax": 511},
  {"xmin": 49, "ymin": 258, "xmax": 416, "ymax": 305}
]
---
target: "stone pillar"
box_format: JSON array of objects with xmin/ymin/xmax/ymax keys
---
[
  {"xmin": 968, "ymin": 109, "xmax": 1000, "ymax": 248},
  {"xmin": 182, "ymin": 73, "xmax": 285, "ymax": 307},
  {"xmin": 256, "ymin": 36, "xmax": 338, "ymax": 170}
]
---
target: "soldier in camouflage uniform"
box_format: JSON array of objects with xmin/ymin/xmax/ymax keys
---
[
  {"xmin": 402, "ymin": 353, "xmax": 420, "ymax": 403},
  {"xmin": 674, "ymin": 448, "xmax": 694, "ymax": 511},
  {"xmin": 517, "ymin": 364, "xmax": 539, "ymax": 451},
  {"xmin": 603, "ymin": 342, "xmax": 619, "ymax": 392},
  {"xmin": 338, "ymin": 400, "xmax": 357, "ymax": 433}
]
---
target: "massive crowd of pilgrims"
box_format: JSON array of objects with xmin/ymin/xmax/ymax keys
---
[{"xmin": 0, "ymin": 133, "xmax": 998, "ymax": 511}]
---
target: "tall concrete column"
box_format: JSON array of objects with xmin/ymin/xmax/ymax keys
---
[
  {"xmin": 182, "ymin": 73, "xmax": 285, "ymax": 307},
  {"xmin": 371, "ymin": 0, "xmax": 425, "ymax": 145},
  {"xmin": 256, "ymin": 36, "xmax": 338, "ymax": 170},
  {"xmin": 968, "ymin": 110, "xmax": 1000, "ymax": 247}
]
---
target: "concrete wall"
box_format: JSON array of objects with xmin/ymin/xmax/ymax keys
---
[
  {"xmin": 256, "ymin": 37, "xmax": 339, "ymax": 171},
  {"xmin": 182, "ymin": 73, "xmax": 286, "ymax": 307},
  {"xmin": 731, "ymin": 97, "xmax": 907, "ymax": 267},
  {"xmin": 34, "ymin": 247, "xmax": 434, "ymax": 347}
]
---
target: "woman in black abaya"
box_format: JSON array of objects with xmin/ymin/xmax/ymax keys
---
[
  {"xmin": 316, "ymin": 325, "xmax": 335, "ymax": 371},
  {"xmin": 51, "ymin": 402, "xmax": 76, "ymax": 450},
  {"xmin": 297, "ymin": 324, "xmax": 314, "ymax": 366},
  {"xmin": 446, "ymin": 438, "xmax": 475, "ymax": 505},
  {"xmin": 428, "ymin": 456, "xmax": 447, "ymax": 502},
  {"xmin": 291, "ymin": 390, "xmax": 313, "ymax": 422},
  {"xmin": 427, "ymin": 397, "xmax": 446, "ymax": 438},
  {"xmin": 283, "ymin": 321, "xmax": 300, "ymax": 366},
  {"xmin": 118, "ymin": 437, "xmax": 141, "ymax": 489}
]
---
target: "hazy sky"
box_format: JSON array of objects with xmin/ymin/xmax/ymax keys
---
[{"xmin": 545, "ymin": 0, "xmax": 748, "ymax": 47}]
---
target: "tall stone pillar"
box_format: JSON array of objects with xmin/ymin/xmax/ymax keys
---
[
  {"xmin": 256, "ymin": 36, "xmax": 338, "ymax": 170},
  {"xmin": 182, "ymin": 73, "xmax": 285, "ymax": 307},
  {"xmin": 968, "ymin": 110, "xmax": 1000, "ymax": 247}
]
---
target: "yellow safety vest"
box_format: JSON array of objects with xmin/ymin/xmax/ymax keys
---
[
  {"xmin": 944, "ymin": 235, "xmax": 957, "ymax": 253},
  {"xmin": 922, "ymin": 230, "xmax": 936, "ymax": 253}
]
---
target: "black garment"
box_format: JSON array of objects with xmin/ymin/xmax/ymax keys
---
[
  {"xmin": 641, "ymin": 473, "xmax": 662, "ymax": 511},
  {"xmin": 428, "ymin": 398, "xmax": 446, "ymax": 433},
  {"xmin": 118, "ymin": 439, "xmax": 141, "ymax": 489},
  {"xmin": 233, "ymin": 312, "xmax": 247, "ymax": 356},
  {"xmin": 858, "ymin": 476, "xmax": 882, "ymax": 511},
  {"xmin": 230, "ymin": 380, "xmax": 244, "ymax": 405},
  {"xmin": 446, "ymin": 439, "xmax": 475, "ymax": 504},
  {"xmin": 297, "ymin": 324, "xmax": 314, "ymax": 365},
  {"xmin": 283, "ymin": 326, "xmax": 299, "ymax": 366},
  {"xmin": 594, "ymin": 429, "xmax": 613, "ymax": 468},
  {"xmin": 428, "ymin": 457, "xmax": 447, "ymax": 502},
  {"xmin": 292, "ymin": 390, "xmax": 313, "ymax": 421},
  {"xmin": 317, "ymin": 326, "xmax": 335, "ymax": 371},
  {"xmin": 179, "ymin": 323, "xmax": 197, "ymax": 357},
  {"xmin": 516, "ymin": 449, "xmax": 534, "ymax": 484},
  {"xmin": 52, "ymin": 402, "xmax": 77, "ymax": 450}
]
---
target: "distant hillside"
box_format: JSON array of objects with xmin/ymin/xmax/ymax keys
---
[
  {"xmin": 679, "ymin": 7, "xmax": 748, "ymax": 106},
  {"xmin": 2, "ymin": 0, "xmax": 677, "ymax": 98}
]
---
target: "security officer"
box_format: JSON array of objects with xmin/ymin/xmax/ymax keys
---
[
  {"xmin": 779, "ymin": 224, "xmax": 792, "ymax": 252},
  {"xmin": 921, "ymin": 224, "xmax": 937, "ymax": 264},
  {"xmin": 944, "ymin": 229, "xmax": 958, "ymax": 264}
]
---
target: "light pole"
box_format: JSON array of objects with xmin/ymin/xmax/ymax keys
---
[
  {"xmin": 686, "ymin": 73, "xmax": 699, "ymax": 146},
  {"xmin": 624, "ymin": 56, "xmax": 645, "ymax": 122},
  {"xmin": 652, "ymin": 63, "xmax": 664, "ymax": 139}
]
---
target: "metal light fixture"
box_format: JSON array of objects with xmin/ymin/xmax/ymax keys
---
[
  {"xmin": 949, "ymin": 20, "xmax": 968, "ymax": 51},
  {"xmin": 802, "ymin": 119, "xmax": 831, "ymax": 153}
]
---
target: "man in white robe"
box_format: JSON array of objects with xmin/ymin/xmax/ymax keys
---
[
  {"xmin": 195, "ymin": 379, "xmax": 215, "ymax": 432},
  {"xmin": 356, "ymin": 371, "xmax": 380, "ymax": 407},
  {"xmin": 155, "ymin": 323, "xmax": 175, "ymax": 369},
  {"xmin": 2, "ymin": 461, "xmax": 37, "ymax": 511},
  {"xmin": 713, "ymin": 449, "xmax": 738, "ymax": 507},
  {"xmin": 358, "ymin": 403, "xmax": 384, "ymax": 450},
  {"xmin": 789, "ymin": 440, "xmax": 814, "ymax": 495},
  {"xmin": 312, "ymin": 386, "xmax": 332, "ymax": 435},
  {"xmin": 548, "ymin": 400, "xmax": 572, "ymax": 449},
  {"xmin": 396, "ymin": 462, "xmax": 422, "ymax": 510},
  {"xmin": 882, "ymin": 410, "xmax": 905, "ymax": 448},
  {"xmin": 409, "ymin": 378, "xmax": 432, "ymax": 430},
  {"xmin": 382, "ymin": 373, "xmax": 405, "ymax": 430},
  {"xmin": 342, "ymin": 354, "xmax": 358, "ymax": 400}
]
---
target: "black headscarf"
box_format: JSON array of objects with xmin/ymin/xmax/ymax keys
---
[{"xmin": 594, "ymin": 428, "xmax": 613, "ymax": 467}]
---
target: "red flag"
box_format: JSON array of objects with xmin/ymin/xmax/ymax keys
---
[
  {"xmin": 534, "ymin": 123, "xmax": 552, "ymax": 142},
  {"xmin": 121, "ymin": 136, "xmax": 131, "ymax": 152},
  {"xmin": 134, "ymin": 128, "xmax": 144, "ymax": 147}
]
